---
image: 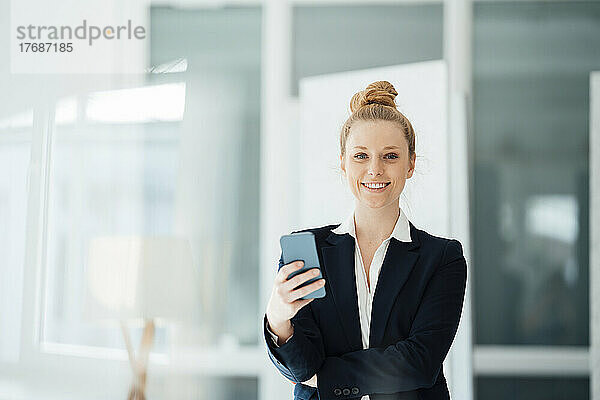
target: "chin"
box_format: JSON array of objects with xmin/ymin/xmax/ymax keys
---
[
  {"xmin": 358, "ymin": 199, "xmax": 389, "ymax": 209},
  {"xmin": 356, "ymin": 193, "xmax": 402, "ymax": 209}
]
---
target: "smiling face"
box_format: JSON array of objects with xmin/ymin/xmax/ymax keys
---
[{"xmin": 340, "ymin": 120, "xmax": 415, "ymax": 211}]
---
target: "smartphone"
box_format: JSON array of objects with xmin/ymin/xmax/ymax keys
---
[{"xmin": 279, "ymin": 232, "xmax": 326, "ymax": 299}]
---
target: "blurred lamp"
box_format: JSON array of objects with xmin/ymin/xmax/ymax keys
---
[{"xmin": 86, "ymin": 236, "xmax": 196, "ymax": 400}]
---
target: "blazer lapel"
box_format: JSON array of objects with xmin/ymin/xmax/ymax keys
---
[
  {"xmin": 369, "ymin": 223, "xmax": 421, "ymax": 347},
  {"xmin": 322, "ymin": 232, "xmax": 363, "ymax": 350}
]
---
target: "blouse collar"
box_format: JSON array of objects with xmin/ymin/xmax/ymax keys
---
[{"xmin": 331, "ymin": 207, "xmax": 411, "ymax": 242}]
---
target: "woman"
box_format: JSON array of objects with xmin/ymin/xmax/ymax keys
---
[{"xmin": 264, "ymin": 81, "xmax": 467, "ymax": 400}]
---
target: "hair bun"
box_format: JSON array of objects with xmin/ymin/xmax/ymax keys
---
[{"xmin": 349, "ymin": 80, "xmax": 398, "ymax": 113}]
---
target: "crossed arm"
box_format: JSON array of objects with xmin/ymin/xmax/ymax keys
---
[{"xmin": 265, "ymin": 239, "xmax": 468, "ymax": 400}]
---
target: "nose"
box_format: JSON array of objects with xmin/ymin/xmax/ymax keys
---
[{"xmin": 368, "ymin": 158, "xmax": 383, "ymax": 177}]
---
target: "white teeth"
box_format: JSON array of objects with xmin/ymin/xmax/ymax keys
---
[{"xmin": 363, "ymin": 183, "xmax": 387, "ymax": 189}]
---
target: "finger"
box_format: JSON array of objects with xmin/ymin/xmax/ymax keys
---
[
  {"xmin": 282, "ymin": 268, "xmax": 321, "ymax": 291},
  {"xmin": 288, "ymin": 279, "xmax": 325, "ymax": 302},
  {"xmin": 293, "ymin": 297, "xmax": 314, "ymax": 311},
  {"xmin": 276, "ymin": 261, "xmax": 304, "ymax": 283}
]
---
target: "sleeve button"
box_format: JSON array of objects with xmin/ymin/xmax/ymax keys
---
[
  {"xmin": 334, "ymin": 388, "xmax": 342, "ymax": 396},
  {"xmin": 351, "ymin": 387, "xmax": 359, "ymax": 395},
  {"xmin": 342, "ymin": 388, "xmax": 350, "ymax": 395}
]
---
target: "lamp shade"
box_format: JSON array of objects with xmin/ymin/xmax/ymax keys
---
[{"xmin": 85, "ymin": 236, "xmax": 197, "ymax": 322}]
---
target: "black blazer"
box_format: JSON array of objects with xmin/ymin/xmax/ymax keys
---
[{"xmin": 264, "ymin": 221, "xmax": 468, "ymax": 400}]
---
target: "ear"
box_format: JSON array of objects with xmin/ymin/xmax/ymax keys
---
[
  {"xmin": 340, "ymin": 154, "xmax": 346, "ymax": 175},
  {"xmin": 406, "ymin": 153, "xmax": 416, "ymax": 179}
]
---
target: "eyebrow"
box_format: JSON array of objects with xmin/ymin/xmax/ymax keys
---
[{"xmin": 352, "ymin": 146, "xmax": 401, "ymax": 150}]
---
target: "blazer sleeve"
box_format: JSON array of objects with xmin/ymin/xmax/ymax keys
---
[
  {"xmin": 264, "ymin": 255, "xmax": 326, "ymax": 383},
  {"xmin": 316, "ymin": 239, "xmax": 468, "ymax": 400}
]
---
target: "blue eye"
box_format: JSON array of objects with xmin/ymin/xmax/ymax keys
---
[
  {"xmin": 354, "ymin": 153, "xmax": 367, "ymax": 160},
  {"xmin": 385, "ymin": 153, "xmax": 398, "ymax": 159}
]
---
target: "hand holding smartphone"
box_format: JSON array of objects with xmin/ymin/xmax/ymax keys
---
[{"xmin": 279, "ymin": 232, "xmax": 326, "ymax": 299}]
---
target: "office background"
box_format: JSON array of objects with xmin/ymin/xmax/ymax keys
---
[{"xmin": 0, "ymin": 0, "xmax": 599, "ymax": 399}]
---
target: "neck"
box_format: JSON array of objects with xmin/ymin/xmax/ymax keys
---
[{"xmin": 354, "ymin": 201, "xmax": 400, "ymax": 243}]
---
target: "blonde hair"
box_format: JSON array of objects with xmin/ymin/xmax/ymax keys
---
[{"xmin": 340, "ymin": 81, "xmax": 416, "ymax": 161}]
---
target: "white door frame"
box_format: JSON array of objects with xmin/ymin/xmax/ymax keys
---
[{"xmin": 590, "ymin": 71, "xmax": 600, "ymax": 400}]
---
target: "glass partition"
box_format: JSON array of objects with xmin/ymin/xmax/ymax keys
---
[
  {"xmin": 0, "ymin": 110, "xmax": 32, "ymax": 362},
  {"xmin": 476, "ymin": 376, "xmax": 589, "ymax": 400},
  {"xmin": 472, "ymin": 0, "xmax": 600, "ymax": 347},
  {"xmin": 292, "ymin": 4, "xmax": 443, "ymax": 95},
  {"xmin": 41, "ymin": 6, "xmax": 262, "ymax": 352}
]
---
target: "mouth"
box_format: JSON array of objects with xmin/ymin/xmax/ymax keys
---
[{"xmin": 360, "ymin": 182, "xmax": 391, "ymax": 192}]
